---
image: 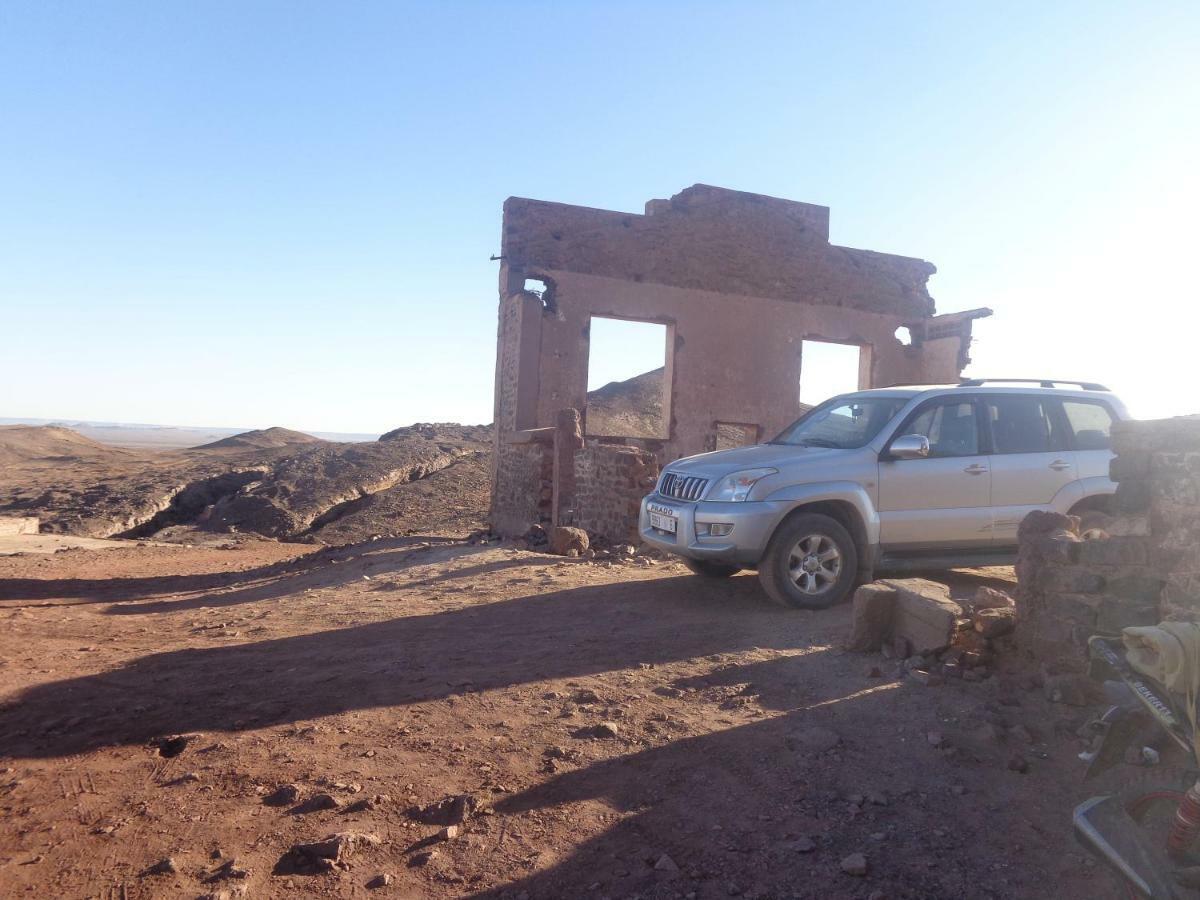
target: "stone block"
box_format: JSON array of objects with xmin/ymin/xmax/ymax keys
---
[
  {"xmin": 1109, "ymin": 452, "xmax": 1150, "ymax": 482},
  {"xmin": 845, "ymin": 583, "xmax": 897, "ymax": 652},
  {"xmin": 880, "ymin": 579, "xmax": 962, "ymax": 655},
  {"xmin": 1105, "ymin": 574, "xmax": 1164, "ymax": 604},
  {"xmin": 1036, "ymin": 566, "xmax": 1106, "ymax": 595},
  {"xmin": 1114, "ymin": 480, "xmax": 1151, "ymax": 514},
  {"xmin": 1095, "ymin": 600, "xmax": 1160, "ymax": 633},
  {"xmin": 1077, "ymin": 536, "xmax": 1148, "ymax": 567}
]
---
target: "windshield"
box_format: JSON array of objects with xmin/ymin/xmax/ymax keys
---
[{"xmin": 770, "ymin": 395, "xmax": 910, "ymax": 449}]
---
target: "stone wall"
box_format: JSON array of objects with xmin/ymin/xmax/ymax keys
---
[
  {"xmin": 1016, "ymin": 416, "xmax": 1200, "ymax": 669},
  {"xmin": 489, "ymin": 438, "xmax": 552, "ymax": 538},
  {"xmin": 570, "ymin": 444, "xmax": 660, "ymax": 545}
]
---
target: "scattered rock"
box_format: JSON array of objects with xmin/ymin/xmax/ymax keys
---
[
  {"xmin": 264, "ymin": 783, "xmax": 302, "ymax": 806},
  {"xmin": 408, "ymin": 850, "xmax": 438, "ymax": 867},
  {"xmin": 142, "ymin": 857, "xmax": 177, "ymax": 876},
  {"xmin": 653, "ymin": 853, "xmax": 680, "ymax": 873},
  {"xmin": 154, "ymin": 733, "xmax": 200, "ymax": 758},
  {"xmin": 549, "ymin": 526, "xmax": 589, "ymax": 556},
  {"xmin": 972, "ymin": 586, "xmax": 1016, "ymax": 612},
  {"xmin": 1008, "ymin": 753, "xmax": 1030, "ymax": 774},
  {"xmin": 841, "ymin": 852, "xmax": 868, "ymax": 876},
  {"xmin": 791, "ymin": 837, "xmax": 816, "ymax": 853},
  {"xmin": 287, "ymin": 831, "xmax": 382, "ymax": 873},
  {"xmin": 926, "ymin": 731, "xmax": 945, "ymax": 748},
  {"xmin": 295, "ymin": 792, "xmax": 341, "ymax": 813},
  {"xmin": 591, "ymin": 722, "xmax": 620, "ymax": 739},
  {"xmin": 786, "ymin": 726, "xmax": 841, "ymax": 753},
  {"xmin": 974, "ymin": 607, "xmax": 1016, "ymax": 638},
  {"xmin": 409, "ymin": 793, "xmax": 480, "ymax": 825},
  {"xmin": 438, "ymin": 825, "xmax": 460, "ymax": 841},
  {"xmin": 367, "ymin": 872, "xmax": 394, "ymax": 889}
]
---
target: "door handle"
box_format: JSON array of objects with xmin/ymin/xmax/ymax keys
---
[
  {"xmin": 1049, "ymin": 459, "xmax": 1072, "ymax": 471},
  {"xmin": 963, "ymin": 463, "xmax": 988, "ymax": 475}
]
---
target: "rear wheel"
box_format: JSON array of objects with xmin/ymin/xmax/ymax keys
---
[
  {"xmin": 682, "ymin": 558, "xmax": 741, "ymax": 578},
  {"xmin": 1095, "ymin": 766, "xmax": 1200, "ymax": 895},
  {"xmin": 757, "ymin": 512, "xmax": 858, "ymax": 609}
]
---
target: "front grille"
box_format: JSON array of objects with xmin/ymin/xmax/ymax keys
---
[{"xmin": 660, "ymin": 472, "xmax": 709, "ymax": 501}]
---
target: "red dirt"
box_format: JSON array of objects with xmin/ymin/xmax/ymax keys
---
[{"xmin": 0, "ymin": 541, "xmax": 1116, "ymax": 898}]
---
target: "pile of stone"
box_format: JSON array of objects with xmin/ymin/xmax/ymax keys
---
[{"xmin": 847, "ymin": 578, "xmax": 1015, "ymax": 682}]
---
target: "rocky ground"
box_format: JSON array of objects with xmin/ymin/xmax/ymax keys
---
[
  {"xmin": 0, "ymin": 424, "xmax": 492, "ymax": 545},
  {"xmin": 0, "ymin": 536, "xmax": 1135, "ymax": 899}
]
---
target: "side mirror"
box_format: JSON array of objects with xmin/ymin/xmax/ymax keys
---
[{"xmin": 889, "ymin": 434, "xmax": 930, "ymax": 460}]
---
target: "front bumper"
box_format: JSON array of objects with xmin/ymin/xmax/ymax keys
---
[{"xmin": 638, "ymin": 492, "xmax": 789, "ymax": 567}]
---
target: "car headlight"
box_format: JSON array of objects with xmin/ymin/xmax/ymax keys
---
[{"xmin": 707, "ymin": 468, "xmax": 777, "ymax": 502}]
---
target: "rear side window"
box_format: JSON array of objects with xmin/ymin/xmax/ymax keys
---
[
  {"xmin": 1062, "ymin": 400, "xmax": 1115, "ymax": 451},
  {"xmin": 985, "ymin": 396, "xmax": 1068, "ymax": 454},
  {"xmin": 905, "ymin": 401, "xmax": 980, "ymax": 457}
]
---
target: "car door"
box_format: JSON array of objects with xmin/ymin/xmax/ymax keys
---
[
  {"xmin": 877, "ymin": 396, "xmax": 993, "ymax": 549},
  {"xmin": 1061, "ymin": 398, "xmax": 1118, "ymax": 482},
  {"xmin": 983, "ymin": 394, "xmax": 1078, "ymax": 545}
]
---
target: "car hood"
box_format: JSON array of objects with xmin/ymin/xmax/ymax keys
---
[{"xmin": 663, "ymin": 443, "xmax": 849, "ymax": 479}]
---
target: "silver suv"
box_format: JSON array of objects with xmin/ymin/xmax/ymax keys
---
[{"xmin": 640, "ymin": 380, "xmax": 1127, "ymax": 608}]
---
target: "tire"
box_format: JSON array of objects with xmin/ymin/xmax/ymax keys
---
[
  {"xmin": 1089, "ymin": 766, "xmax": 1200, "ymax": 891},
  {"xmin": 757, "ymin": 512, "xmax": 859, "ymax": 609},
  {"xmin": 682, "ymin": 558, "xmax": 741, "ymax": 578}
]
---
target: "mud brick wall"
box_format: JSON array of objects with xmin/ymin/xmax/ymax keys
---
[
  {"xmin": 1016, "ymin": 416, "xmax": 1200, "ymax": 668},
  {"xmin": 570, "ymin": 444, "xmax": 660, "ymax": 545}
]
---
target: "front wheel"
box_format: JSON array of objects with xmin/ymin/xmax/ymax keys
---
[
  {"xmin": 757, "ymin": 513, "xmax": 858, "ymax": 609},
  {"xmin": 682, "ymin": 558, "xmax": 741, "ymax": 578}
]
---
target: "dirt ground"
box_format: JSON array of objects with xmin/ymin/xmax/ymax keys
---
[{"xmin": 0, "ymin": 539, "xmax": 1121, "ymax": 899}]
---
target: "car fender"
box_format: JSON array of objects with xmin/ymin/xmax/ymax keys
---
[{"xmin": 758, "ymin": 481, "xmax": 880, "ymax": 548}]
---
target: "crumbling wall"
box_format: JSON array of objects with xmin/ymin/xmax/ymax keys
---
[
  {"xmin": 1016, "ymin": 416, "xmax": 1200, "ymax": 669},
  {"xmin": 570, "ymin": 444, "xmax": 660, "ymax": 545},
  {"xmin": 490, "ymin": 184, "xmax": 991, "ymax": 538}
]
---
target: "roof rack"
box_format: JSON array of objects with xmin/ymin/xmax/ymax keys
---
[{"xmin": 957, "ymin": 378, "xmax": 1110, "ymax": 391}]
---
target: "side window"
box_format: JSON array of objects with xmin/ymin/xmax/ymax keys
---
[
  {"xmin": 904, "ymin": 401, "xmax": 979, "ymax": 457},
  {"xmin": 985, "ymin": 396, "xmax": 1067, "ymax": 454},
  {"xmin": 1062, "ymin": 400, "xmax": 1115, "ymax": 451}
]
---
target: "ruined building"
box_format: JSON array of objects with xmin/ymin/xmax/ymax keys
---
[{"xmin": 490, "ymin": 184, "xmax": 991, "ymax": 541}]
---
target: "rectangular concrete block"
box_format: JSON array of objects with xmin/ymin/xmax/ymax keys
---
[
  {"xmin": 0, "ymin": 517, "xmax": 38, "ymax": 536},
  {"xmin": 881, "ymin": 578, "xmax": 963, "ymax": 655}
]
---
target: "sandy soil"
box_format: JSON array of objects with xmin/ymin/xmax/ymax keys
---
[{"xmin": 0, "ymin": 541, "xmax": 1119, "ymax": 899}]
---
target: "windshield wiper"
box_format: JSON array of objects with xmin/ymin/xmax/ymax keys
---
[{"xmin": 797, "ymin": 438, "xmax": 843, "ymax": 449}]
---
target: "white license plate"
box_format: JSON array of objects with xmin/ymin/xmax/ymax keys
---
[{"xmin": 649, "ymin": 510, "xmax": 678, "ymax": 534}]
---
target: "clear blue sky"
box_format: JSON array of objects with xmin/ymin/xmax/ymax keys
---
[{"xmin": 3, "ymin": 1, "xmax": 1197, "ymax": 434}]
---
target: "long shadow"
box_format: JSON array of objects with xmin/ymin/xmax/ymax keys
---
[
  {"xmin": 99, "ymin": 546, "xmax": 527, "ymax": 616},
  {"xmin": 0, "ymin": 574, "xmax": 774, "ymax": 760},
  {"xmin": 0, "ymin": 535, "xmax": 463, "ymax": 606},
  {"xmin": 467, "ymin": 653, "xmax": 1084, "ymax": 899}
]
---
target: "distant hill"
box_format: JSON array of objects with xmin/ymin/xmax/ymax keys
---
[
  {"xmin": 0, "ymin": 425, "xmax": 131, "ymax": 465},
  {"xmin": 192, "ymin": 427, "xmax": 326, "ymax": 451},
  {"xmin": 585, "ymin": 367, "xmax": 665, "ymax": 438}
]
